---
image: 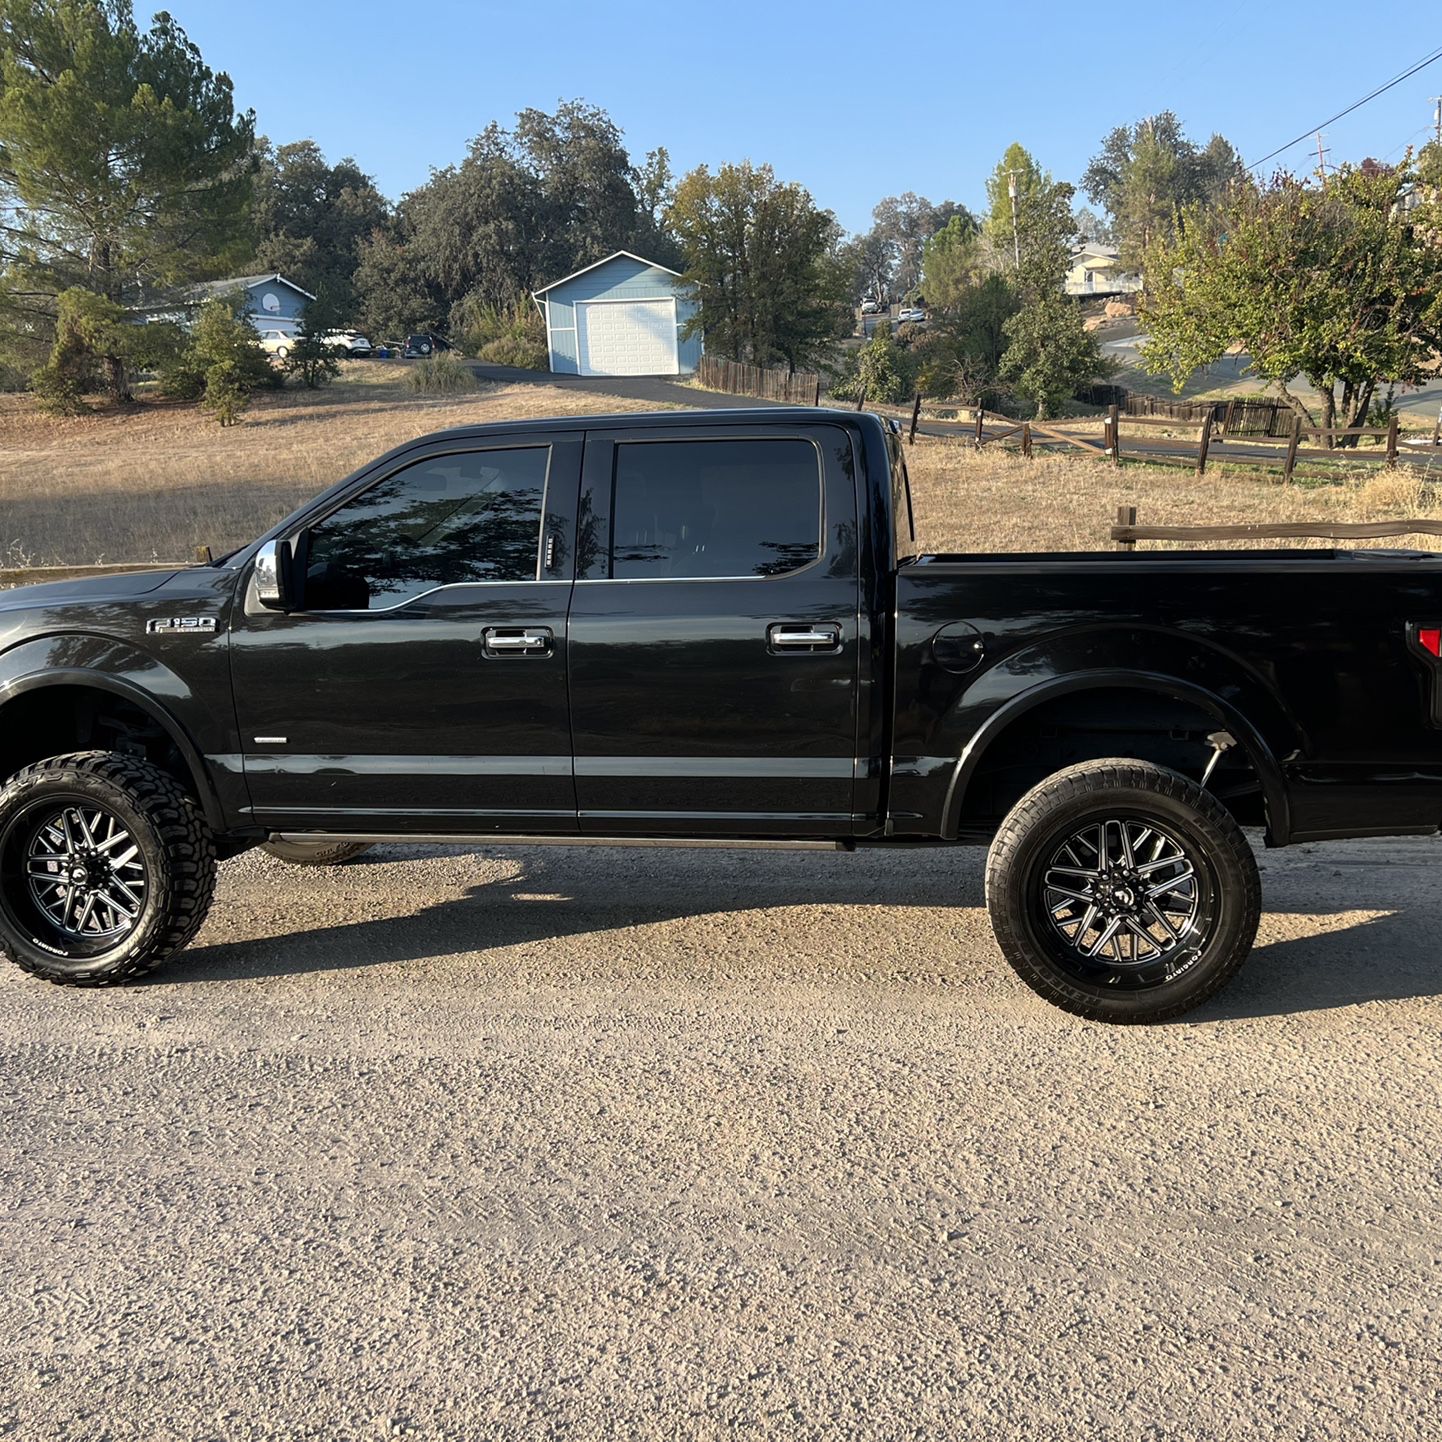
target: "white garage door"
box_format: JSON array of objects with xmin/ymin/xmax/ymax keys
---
[{"xmin": 576, "ymin": 299, "xmax": 678, "ymax": 377}]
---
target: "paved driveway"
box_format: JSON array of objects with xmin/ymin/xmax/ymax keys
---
[{"xmin": 1, "ymin": 836, "xmax": 1438, "ymax": 1439}]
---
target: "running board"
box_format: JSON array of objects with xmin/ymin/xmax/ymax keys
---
[{"xmin": 269, "ymin": 831, "xmax": 854, "ymax": 852}]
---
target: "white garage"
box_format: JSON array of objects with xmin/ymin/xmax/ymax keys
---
[{"xmin": 533, "ymin": 250, "xmax": 702, "ymax": 378}]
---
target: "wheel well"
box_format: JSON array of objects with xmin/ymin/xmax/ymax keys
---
[
  {"xmin": 0, "ymin": 685, "xmax": 201, "ymax": 805},
  {"xmin": 957, "ymin": 687, "xmax": 1267, "ymax": 831}
]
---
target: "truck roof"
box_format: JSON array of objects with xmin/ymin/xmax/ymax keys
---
[{"xmin": 411, "ymin": 406, "xmax": 880, "ymax": 444}]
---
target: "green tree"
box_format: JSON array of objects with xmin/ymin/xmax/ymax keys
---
[
  {"xmin": 921, "ymin": 214, "xmax": 985, "ymax": 309},
  {"xmin": 353, "ymin": 230, "xmax": 441, "ymax": 340},
  {"xmin": 870, "ymin": 192, "xmax": 972, "ymax": 297},
  {"xmin": 282, "ymin": 306, "xmax": 342, "ymax": 390},
  {"xmin": 1140, "ymin": 162, "xmax": 1442, "ymax": 439},
  {"xmin": 910, "ymin": 274, "xmax": 1020, "ymax": 402},
  {"xmin": 1083, "ymin": 112, "xmax": 1243, "ymax": 272},
  {"xmin": 670, "ymin": 160, "xmax": 849, "ymax": 370},
  {"xmin": 984, "ymin": 144, "xmax": 1048, "ymax": 265},
  {"xmin": 157, "ymin": 295, "xmax": 275, "ymax": 424},
  {"xmin": 31, "ymin": 287, "xmax": 128, "ymax": 413},
  {"xmin": 997, "ymin": 169, "xmax": 1099, "ymax": 417},
  {"xmin": 0, "ymin": 0, "xmax": 255, "ymax": 401},
  {"xmin": 250, "ymin": 139, "xmax": 389, "ymax": 319}
]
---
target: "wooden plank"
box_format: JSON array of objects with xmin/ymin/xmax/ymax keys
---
[
  {"xmin": 1283, "ymin": 418, "xmax": 1301, "ymax": 482},
  {"xmin": 1196, "ymin": 419, "xmax": 1211, "ymax": 476},
  {"xmin": 1115, "ymin": 505, "xmax": 1137, "ymax": 552},
  {"xmin": 1303, "ymin": 425, "xmax": 1392, "ymax": 439},
  {"xmin": 909, "ymin": 392, "xmax": 921, "ymax": 445},
  {"xmin": 1112, "ymin": 519, "xmax": 1442, "ymax": 544},
  {"xmin": 1108, "ymin": 403, "xmax": 1120, "ymax": 466},
  {"xmin": 1025, "ymin": 420, "xmax": 1107, "ymax": 454},
  {"xmin": 1021, "ymin": 422, "xmax": 1032, "ymax": 458},
  {"xmin": 1387, "ymin": 415, "xmax": 1399, "ymax": 469}
]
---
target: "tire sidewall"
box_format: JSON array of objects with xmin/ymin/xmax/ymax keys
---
[
  {"xmin": 0, "ymin": 772, "xmax": 175, "ymax": 979},
  {"xmin": 989, "ymin": 772, "xmax": 1258, "ymax": 1022}
]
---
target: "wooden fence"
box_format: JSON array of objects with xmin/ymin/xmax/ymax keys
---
[
  {"xmin": 697, "ymin": 355, "xmax": 821, "ymax": 405},
  {"xmin": 1112, "ymin": 507, "xmax": 1442, "ymax": 551},
  {"xmin": 965, "ymin": 404, "xmax": 1406, "ymax": 482}
]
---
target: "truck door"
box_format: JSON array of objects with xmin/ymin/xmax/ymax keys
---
[
  {"xmin": 566, "ymin": 423, "xmax": 862, "ymax": 836},
  {"xmin": 229, "ymin": 434, "xmax": 582, "ymax": 833}
]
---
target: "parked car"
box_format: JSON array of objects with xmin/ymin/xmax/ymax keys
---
[
  {"xmin": 898, "ymin": 307, "xmax": 927, "ymax": 325},
  {"xmin": 3, "ymin": 409, "xmax": 1441, "ymax": 1023},
  {"xmin": 403, "ymin": 332, "xmax": 452, "ymax": 359},
  {"xmin": 860, "ymin": 299, "xmax": 885, "ymax": 315},
  {"xmin": 319, "ymin": 331, "xmax": 372, "ymax": 357},
  {"xmin": 255, "ymin": 328, "xmax": 294, "ymax": 359}
]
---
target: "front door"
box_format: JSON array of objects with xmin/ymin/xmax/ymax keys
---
[
  {"xmin": 566, "ymin": 424, "xmax": 861, "ymax": 835},
  {"xmin": 229, "ymin": 434, "xmax": 582, "ymax": 834}
]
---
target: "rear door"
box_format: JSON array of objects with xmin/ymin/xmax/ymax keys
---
[{"xmin": 566, "ymin": 422, "xmax": 862, "ymax": 835}]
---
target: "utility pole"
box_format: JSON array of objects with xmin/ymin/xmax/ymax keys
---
[
  {"xmin": 1314, "ymin": 131, "xmax": 1330, "ymax": 187},
  {"xmin": 1432, "ymin": 97, "xmax": 1442, "ymax": 143},
  {"xmin": 1007, "ymin": 170, "xmax": 1021, "ymax": 270}
]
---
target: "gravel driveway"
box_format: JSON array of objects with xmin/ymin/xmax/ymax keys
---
[{"xmin": 1, "ymin": 837, "xmax": 1439, "ymax": 1440}]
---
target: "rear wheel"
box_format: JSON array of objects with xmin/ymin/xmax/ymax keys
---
[
  {"xmin": 262, "ymin": 839, "xmax": 373, "ymax": 866},
  {"xmin": 985, "ymin": 759, "xmax": 1260, "ymax": 1023},
  {"xmin": 0, "ymin": 752, "xmax": 216, "ymax": 986}
]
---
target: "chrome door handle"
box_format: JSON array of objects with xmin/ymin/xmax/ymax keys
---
[
  {"xmin": 768, "ymin": 622, "xmax": 842, "ymax": 653},
  {"xmin": 483, "ymin": 626, "xmax": 553, "ymax": 657}
]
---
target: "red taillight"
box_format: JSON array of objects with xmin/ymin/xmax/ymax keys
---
[{"xmin": 1421, "ymin": 627, "xmax": 1442, "ymax": 658}]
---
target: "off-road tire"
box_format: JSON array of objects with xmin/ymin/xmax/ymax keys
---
[
  {"xmin": 0, "ymin": 751, "xmax": 216, "ymax": 987},
  {"xmin": 261, "ymin": 839, "xmax": 373, "ymax": 866},
  {"xmin": 985, "ymin": 758, "xmax": 1260, "ymax": 1024}
]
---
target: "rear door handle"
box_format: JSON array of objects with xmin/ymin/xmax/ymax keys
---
[
  {"xmin": 768, "ymin": 622, "xmax": 842, "ymax": 653},
  {"xmin": 482, "ymin": 625, "xmax": 554, "ymax": 658}
]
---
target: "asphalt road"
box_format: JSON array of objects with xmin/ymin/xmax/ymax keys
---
[{"xmin": 2, "ymin": 836, "xmax": 1440, "ymax": 1440}]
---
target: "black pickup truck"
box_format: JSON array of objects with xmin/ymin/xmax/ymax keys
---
[{"xmin": 1, "ymin": 408, "xmax": 1439, "ymax": 1021}]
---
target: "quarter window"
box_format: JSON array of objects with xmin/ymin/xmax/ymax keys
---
[
  {"xmin": 610, "ymin": 438, "xmax": 822, "ymax": 579},
  {"xmin": 303, "ymin": 447, "xmax": 550, "ymax": 609}
]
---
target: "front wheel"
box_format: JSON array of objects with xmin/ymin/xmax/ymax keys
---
[
  {"xmin": 0, "ymin": 752, "xmax": 217, "ymax": 987},
  {"xmin": 985, "ymin": 759, "xmax": 1260, "ymax": 1023}
]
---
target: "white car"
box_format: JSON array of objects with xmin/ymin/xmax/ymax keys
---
[
  {"xmin": 319, "ymin": 330, "xmax": 373, "ymax": 356},
  {"xmin": 255, "ymin": 328, "xmax": 294, "ymax": 359},
  {"xmin": 898, "ymin": 307, "xmax": 927, "ymax": 325}
]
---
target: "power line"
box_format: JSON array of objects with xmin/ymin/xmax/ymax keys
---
[{"xmin": 1246, "ymin": 46, "xmax": 1442, "ymax": 172}]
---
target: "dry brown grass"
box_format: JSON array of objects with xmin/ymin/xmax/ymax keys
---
[
  {"xmin": 0, "ymin": 364, "xmax": 661, "ymax": 565},
  {"xmin": 906, "ymin": 435, "xmax": 1442, "ymax": 553},
  {"xmin": 4, "ymin": 366, "xmax": 1442, "ymax": 564}
]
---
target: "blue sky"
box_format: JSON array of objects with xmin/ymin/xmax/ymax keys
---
[{"xmin": 172, "ymin": 0, "xmax": 1438, "ymax": 234}]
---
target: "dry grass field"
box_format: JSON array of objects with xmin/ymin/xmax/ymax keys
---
[{"xmin": 3, "ymin": 363, "xmax": 1442, "ymax": 564}]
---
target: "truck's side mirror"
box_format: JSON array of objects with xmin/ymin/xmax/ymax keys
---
[{"xmin": 254, "ymin": 539, "xmax": 293, "ymax": 610}]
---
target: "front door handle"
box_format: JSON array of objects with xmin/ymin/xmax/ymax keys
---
[
  {"xmin": 768, "ymin": 622, "xmax": 842, "ymax": 653},
  {"xmin": 482, "ymin": 625, "xmax": 554, "ymax": 658}
]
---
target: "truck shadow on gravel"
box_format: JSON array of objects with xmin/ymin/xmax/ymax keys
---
[{"xmin": 158, "ymin": 846, "xmax": 1441, "ymax": 1018}]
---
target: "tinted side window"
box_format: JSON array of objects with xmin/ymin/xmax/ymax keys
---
[
  {"xmin": 610, "ymin": 438, "xmax": 821, "ymax": 579},
  {"xmin": 304, "ymin": 447, "xmax": 549, "ymax": 609}
]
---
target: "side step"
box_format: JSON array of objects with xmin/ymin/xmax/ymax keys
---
[{"xmin": 268, "ymin": 832, "xmax": 855, "ymax": 852}]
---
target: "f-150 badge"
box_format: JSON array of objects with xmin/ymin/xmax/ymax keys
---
[{"xmin": 146, "ymin": 616, "xmax": 218, "ymax": 635}]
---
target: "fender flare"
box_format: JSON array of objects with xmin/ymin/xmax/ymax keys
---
[
  {"xmin": 940, "ymin": 668, "xmax": 1292, "ymax": 845},
  {"xmin": 0, "ymin": 667, "xmax": 225, "ymax": 830}
]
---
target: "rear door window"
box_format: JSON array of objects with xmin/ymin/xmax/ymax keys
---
[{"xmin": 608, "ymin": 437, "xmax": 822, "ymax": 580}]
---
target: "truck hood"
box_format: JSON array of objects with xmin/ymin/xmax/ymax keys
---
[{"xmin": 0, "ymin": 567, "xmax": 182, "ymax": 612}]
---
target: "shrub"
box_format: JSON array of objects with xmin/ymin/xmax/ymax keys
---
[
  {"xmin": 831, "ymin": 330, "xmax": 914, "ymax": 404},
  {"xmin": 30, "ymin": 288, "xmax": 127, "ymax": 415},
  {"xmin": 453, "ymin": 294, "xmax": 548, "ymax": 370},
  {"xmin": 478, "ymin": 333, "xmax": 549, "ymax": 369},
  {"xmin": 404, "ymin": 352, "xmax": 479, "ymax": 394}
]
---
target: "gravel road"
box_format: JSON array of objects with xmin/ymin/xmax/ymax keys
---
[{"xmin": 1, "ymin": 836, "xmax": 1439, "ymax": 1440}]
